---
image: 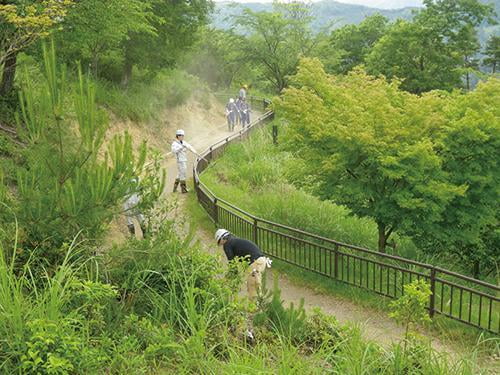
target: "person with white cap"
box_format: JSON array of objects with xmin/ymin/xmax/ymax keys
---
[
  {"xmin": 171, "ymin": 129, "xmax": 197, "ymax": 193},
  {"xmin": 215, "ymin": 228, "xmax": 272, "ymax": 299},
  {"xmin": 225, "ymin": 98, "xmax": 237, "ymax": 131},
  {"xmin": 239, "ymin": 97, "xmax": 251, "ymax": 127}
]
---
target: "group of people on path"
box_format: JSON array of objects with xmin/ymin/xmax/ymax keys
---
[{"xmin": 225, "ymin": 85, "xmax": 251, "ymax": 131}]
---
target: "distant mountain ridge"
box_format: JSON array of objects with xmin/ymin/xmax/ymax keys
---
[
  {"xmin": 211, "ymin": 0, "xmax": 417, "ymax": 31},
  {"xmin": 333, "ymin": 0, "xmax": 422, "ymax": 9},
  {"xmin": 212, "ymin": 0, "xmax": 499, "ymax": 41}
]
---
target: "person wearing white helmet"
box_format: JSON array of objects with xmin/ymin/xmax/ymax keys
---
[
  {"xmin": 215, "ymin": 228, "xmax": 272, "ymax": 299},
  {"xmin": 239, "ymin": 97, "xmax": 251, "ymax": 128},
  {"xmin": 171, "ymin": 129, "xmax": 197, "ymax": 193},
  {"xmin": 225, "ymin": 98, "xmax": 237, "ymax": 131}
]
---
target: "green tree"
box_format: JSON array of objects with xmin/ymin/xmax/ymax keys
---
[
  {"xmin": 0, "ymin": 0, "xmax": 73, "ymax": 97},
  {"xmin": 455, "ymin": 24, "xmax": 481, "ymax": 91},
  {"xmin": 325, "ymin": 14, "xmax": 388, "ymax": 74},
  {"xmin": 186, "ymin": 27, "xmax": 246, "ymax": 89},
  {"xmin": 366, "ymin": 0, "xmax": 495, "ymax": 93},
  {"xmin": 413, "ymin": 79, "xmax": 500, "ymax": 276},
  {"xmin": 7, "ymin": 43, "xmax": 163, "ymax": 266},
  {"xmin": 54, "ymin": 0, "xmax": 154, "ymax": 79},
  {"xmin": 484, "ymin": 35, "xmax": 500, "ymax": 73},
  {"xmin": 275, "ymin": 58, "xmax": 464, "ymax": 252},
  {"xmin": 121, "ymin": 0, "xmax": 213, "ymax": 86},
  {"xmin": 232, "ymin": 1, "xmax": 315, "ymax": 93}
]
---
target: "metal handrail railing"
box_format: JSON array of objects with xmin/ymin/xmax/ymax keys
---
[{"xmin": 192, "ymin": 95, "xmax": 499, "ymax": 335}]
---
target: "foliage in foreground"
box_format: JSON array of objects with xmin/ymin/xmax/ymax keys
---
[{"xmin": 0, "ymin": 219, "xmax": 488, "ymax": 374}]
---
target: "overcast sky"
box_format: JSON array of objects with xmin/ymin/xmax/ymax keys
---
[{"xmin": 213, "ymin": 0, "xmax": 424, "ymax": 9}]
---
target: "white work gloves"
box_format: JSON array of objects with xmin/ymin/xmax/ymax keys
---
[{"xmin": 265, "ymin": 257, "xmax": 272, "ymax": 268}]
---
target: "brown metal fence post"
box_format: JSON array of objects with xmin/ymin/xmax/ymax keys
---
[
  {"xmin": 272, "ymin": 125, "xmax": 278, "ymax": 145},
  {"xmin": 334, "ymin": 244, "xmax": 339, "ymax": 279},
  {"xmin": 253, "ymin": 218, "xmax": 258, "ymax": 246},
  {"xmin": 429, "ymin": 267, "xmax": 436, "ymax": 318},
  {"xmin": 213, "ymin": 198, "xmax": 218, "ymax": 225}
]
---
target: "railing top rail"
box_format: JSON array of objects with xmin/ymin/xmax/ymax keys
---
[
  {"xmin": 255, "ymin": 216, "xmax": 435, "ymax": 269},
  {"xmin": 194, "ymin": 111, "xmax": 273, "ymax": 163},
  {"xmin": 196, "ymin": 180, "xmax": 216, "ymax": 201},
  {"xmin": 215, "ymin": 197, "xmax": 257, "ymax": 220},
  {"xmin": 213, "ymin": 93, "xmax": 270, "ymax": 102},
  {"xmin": 435, "ymin": 267, "xmax": 500, "ymax": 291},
  {"xmin": 435, "ymin": 278, "xmax": 500, "ymax": 300}
]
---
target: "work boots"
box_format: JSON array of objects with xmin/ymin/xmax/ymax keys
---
[
  {"xmin": 180, "ymin": 180, "xmax": 188, "ymax": 193},
  {"xmin": 173, "ymin": 178, "xmax": 180, "ymax": 192}
]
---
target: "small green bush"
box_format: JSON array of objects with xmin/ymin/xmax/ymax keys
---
[
  {"xmin": 111, "ymin": 314, "xmax": 180, "ymax": 367},
  {"xmin": 302, "ymin": 308, "xmax": 350, "ymax": 353},
  {"xmin": 389, "ymin": 279, "xmax": 432, "ymax": 342},
  {"xmin": 254, "ymin": 279, "xmax": 307, "ymax": 344},
  {"xmin": 21, "ymin": 318, "xmax": 98, "ymax": 375}
]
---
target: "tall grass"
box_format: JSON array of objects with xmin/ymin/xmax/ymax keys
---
[
  {"xmin": 1, "ymin": 216, "xmax": 492, "ymax": 372},
  {"xmin": 94, "ymin": 69, "xmax": 208, "ymax": 123},
  {"xmin": 0, "ymin": 235, "xmax": 87, "ymax": 371}
]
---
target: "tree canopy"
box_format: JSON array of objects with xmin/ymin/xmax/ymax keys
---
[
  {"xmin": 0, "ymin": 0, "xmax": 73, "ymax": 96},
  {"xmin": 484, "ymin": 35, "xmax": 500, "ymax": 73},
  {"xmin": 366, "ymin": 0, "xmax": 495, "ymax": 93},
  {"xmin": 325, "ymin": 14, "xmax": 389, "ymax": 74},
  {"xmin": 276, "ymin": 58, "xmax": 499, "ymax": 265},
  {"xmin": 232, "ymin": 1, "xmax": 315, "ymax": 93}
]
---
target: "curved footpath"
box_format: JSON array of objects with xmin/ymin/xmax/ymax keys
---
[{"xmin": 161, "ymin": 100, "xmax": 494, "ymax": 368}]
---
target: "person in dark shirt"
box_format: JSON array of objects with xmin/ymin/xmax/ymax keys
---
[{"xmin": 215, "ymin": 228, "xmax": 272, "ymax": 299}]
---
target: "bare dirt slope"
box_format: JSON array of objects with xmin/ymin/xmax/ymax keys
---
[
  {"xmin": 104, "ymin": 94, "xmax": 482, "ymax": 366},
  {"xmin": 103, "ymin": 94, "xmax": 229, "ymax": 246}
]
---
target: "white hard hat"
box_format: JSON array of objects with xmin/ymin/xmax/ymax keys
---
[
  {"xmin": 176, "ymin": 129, "xmax": 185, "ymax": 136},
  {"xmin": 215, "ymin": 228, "xmax": 230, "ymax": 244},
  {"xmin": 229, "ymin": 98, "xmax": 234, "ymax": 103}
]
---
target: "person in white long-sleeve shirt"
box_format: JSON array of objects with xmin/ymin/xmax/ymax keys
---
[
  {"xmin": 171, "ymin": 129, "xmax": 197, "ymax": 193},
  {"xmin": 123, "ymin": 178, "xmax": 146, "ymax": 237}
]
